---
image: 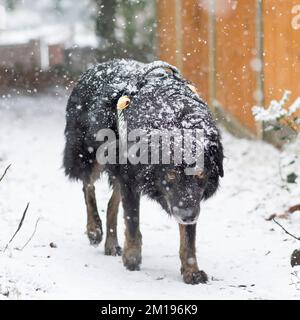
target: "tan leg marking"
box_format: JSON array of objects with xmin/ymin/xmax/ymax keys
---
[
  {"xmin": 179, "ymin": 224, "xmax": 208, "ymax": 284},
  {"xmin": 83, "ymin": 183, "xmax": 103, "ymax": 246},
  {"xmin": 105, "ymin": 184, "xmax": 122, "ymax": 256}
]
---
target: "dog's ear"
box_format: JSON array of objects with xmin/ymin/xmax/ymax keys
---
[
  {"xmin": 216, "ymin": 143, "xmax": 224, "ymax": 178},
  {"xmin": 218, "ymin": 158, "xmax": 224, "ymax": 178},
  {"xmin": 208, "ymin": 142, "xmax": 224, "ymax": 178}
]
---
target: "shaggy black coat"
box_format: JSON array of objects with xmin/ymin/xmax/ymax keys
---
[{"xmin": 64, "ymin": 59, "xmax": 223, "ymax": 202}]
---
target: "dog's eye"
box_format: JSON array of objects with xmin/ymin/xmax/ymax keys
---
[
  {"xmin": 167, "ymin": 171, "xmax": 176, "ymax": 180},
  {"xmin": 195, "ymin": 171, "xmax": 205, "ymax": 179}
]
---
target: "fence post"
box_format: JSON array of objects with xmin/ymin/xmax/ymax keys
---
[
  {"xmin": 175, "ymin": 0, "xmax": 183, "ymax": 70},
  {"xmin": 208, "ymin": 0, "xmax": 216, "ymax": 112},
  {"xmin": 255, "ymin": 0, "xmax": 264, "ymax": 139}
]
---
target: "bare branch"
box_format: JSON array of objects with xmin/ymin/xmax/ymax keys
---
[
  {"xmin": 20, "ymin": 217, "xmax": 40, "ymax": 251},
  {"xmin": 288, "ymin": 204, "xmax": 300, "ymax": 214},
  {"xmin": 273, "ymin": 218, "xmax": 300, "ymax": 241},
  {"xmin": 266, "ymin": 204, "xmax": 300, "ymax": 221},
  {"xmin": 0, "ymin": 164, "xmax": 11, "ymax": 183},
  {"xmin": 4, "ymin": 203, "xmax": 30, "ymax": 252}
]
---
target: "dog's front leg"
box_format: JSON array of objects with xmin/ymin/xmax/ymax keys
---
[
  {"xmin": 179, "ymin": 224, "xmax": 208, "ymax": 284},
  {"xmin": 121, "ymin": 186, "xmax": 142, "ymax": 271}
]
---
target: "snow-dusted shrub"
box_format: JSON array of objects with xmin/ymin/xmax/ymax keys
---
[
  {"xmin": 252, "ymin": 90, "xmax": 300, "ymax": 131},
  {"xmin": 252, "ymin": 91, "xmax": 300, "ymax": 186}
]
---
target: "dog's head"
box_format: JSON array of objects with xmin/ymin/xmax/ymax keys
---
[{"xmin": 150, "ymin": 166, "xmax": 208, "ymax": 224}]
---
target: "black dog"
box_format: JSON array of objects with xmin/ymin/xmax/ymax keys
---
[{"xmin": 63, "ymin": 59, "xmax": 223, "ymax": 284}]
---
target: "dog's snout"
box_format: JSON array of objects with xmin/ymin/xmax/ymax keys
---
[
  {"xmin": 173, "ymin": 208, "xmax": 198, "ymax": 225},
  {"xmin": 178, "ymin": 208, "xmax": 193, "ymax": 217}
]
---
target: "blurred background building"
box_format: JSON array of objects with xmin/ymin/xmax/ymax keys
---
[
  {"xmin": 0, "ymin": 0, "xmax": 300, "ymax": 142},
  {"xmin": 0, "ymin": 0, "xmax": 156, "ymax": 71}
]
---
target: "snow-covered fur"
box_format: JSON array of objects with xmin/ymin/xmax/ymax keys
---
[{"xmin": 64, "ymin": 59, "xmax": 223, "ymax": 199}]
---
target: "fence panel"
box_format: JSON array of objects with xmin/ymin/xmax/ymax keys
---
[
  {"xmin": 215, "ymin": 0, "xmax": 257, "ymax": 133},
  {"xmin": 263, "ymin": 0, "xmax": 300, "ymax": 108}
]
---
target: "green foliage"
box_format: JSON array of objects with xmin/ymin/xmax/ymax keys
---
[
  {"xmin": 287, "ymin": 172, "xmax": 298, "ymax": 184},
  {"xmin": 54, "ymin": 0, "xmax": 64, "ymax": 14},
  {"xmin": 5, "ymin": 0, "xmax": 19, "ymax": 10},
  {"xmin": 117, "ymin": 0, "xmax": 156, "ymax": 48},
  {"xmin": 94, "ymin": 0, "xmax": 118, "ymax": 43},
  {"xmin": 92, "ymin": 0, "xmax": 156, "ymax": 62}
]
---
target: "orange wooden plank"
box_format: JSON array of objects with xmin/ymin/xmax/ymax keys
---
[
  {"xmin": 215, "ymin": 0, "xmax": 257, "ymax": 133},
  {"xmin": 156, "ymin": 0, "xmax": 177, "ymax": 66},
  {"xmin": 181, "ymin": 0, "xmax": 209, "ymax": 101},
  {"xmin": 263, "ymin": 0, "xmax": 300, "ymax": 112}
]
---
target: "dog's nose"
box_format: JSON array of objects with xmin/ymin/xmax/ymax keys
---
[
  {"xmin": 177, "ymin": 208, "xmax": 197, "ymax": 224},
  {"xmin": 181, "ymin": 217, "xmax": 194, "ymax": 223}
]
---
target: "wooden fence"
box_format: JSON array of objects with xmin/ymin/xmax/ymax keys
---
[{"xmin": 157, "ymin": 0, "xmax": 300, "ymax": 137}]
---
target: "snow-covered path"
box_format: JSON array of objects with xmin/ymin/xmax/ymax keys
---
[{"xmin": 1, "ymin": 92, "xmax": 300, "ymax": 300}]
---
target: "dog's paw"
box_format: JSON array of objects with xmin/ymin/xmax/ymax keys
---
[
  {"xmin": 182, "ymin": 270, "xmax": 208, "ymax": 285},
  {"xmin": 105, "ymin": 239, "xmax": 122, "ymax": 256},
  {"xmin": 122, "ymin": 248, "xmax": 141, "ymax": 271},
  {"xmin": 87, "ymin": 226, "xmax": 103, "ymax": 246}
]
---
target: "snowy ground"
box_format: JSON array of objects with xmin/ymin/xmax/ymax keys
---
[{"xmin": 1, "ymin": 91, "xmax": 300, "ymax": 300}]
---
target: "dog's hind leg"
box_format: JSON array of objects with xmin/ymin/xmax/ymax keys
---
[
  {"xmin": 105, "ymin": 182, "xmax": 122, "ymax": 256},
  {"xmin": 83, "ymin": 182, "xmax": 103, "ymax": 246},
  {"xmin": 179, "ymin": 224, "xmax": 208, "ymax": 285}
]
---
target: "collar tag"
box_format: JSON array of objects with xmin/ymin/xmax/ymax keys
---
[{"xmin": 117, "ymin": 96, "xmax": 131, "ymax": 110}]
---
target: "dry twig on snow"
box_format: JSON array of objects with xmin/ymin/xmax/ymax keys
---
[
  {"xmin": 0, "ymin": 164, "xmax": 11, "ymax": 183},
  {"xmin": 4, "ymin": 203, "xmax": 30, "ymax": 252},
  {"xmin": 273, "ymin": 218, "xmax": 300, "ymax": 241},
  {"xmin": 287, "ymin": 204, "xmax": 300, "ymax": 214},
  {"xmin": 20, "ymin": 217, "xmax": 40, "ymax": 251},
  {"xmin": 1, "ymin": 164, "xmax": 34, "ymax": 252},
  {"xmin": 266, "ymin": 204, "xmax": 300, "ymax": 221}
]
